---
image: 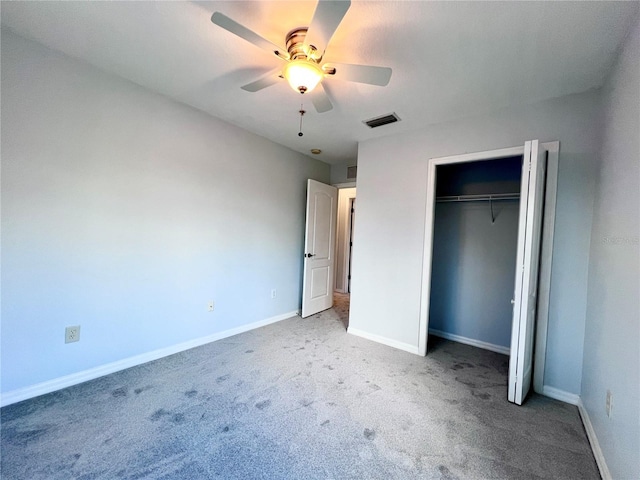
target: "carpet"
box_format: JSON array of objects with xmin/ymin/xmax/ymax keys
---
[{"xmin": 1, "ymin": 303, "xmax": 599, "ymax": 479}]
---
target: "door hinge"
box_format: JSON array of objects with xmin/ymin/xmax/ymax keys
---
[
  {"xmin": 348, "ymin": 275, "xmax": 351, "ymax": 280},
  {"xmin": 351, "ymin": 208, "xmax": 355, "ymax": 213},
  {"xmin": 350, "ymin": 241, "xmax": 353, "ymax": 247}
]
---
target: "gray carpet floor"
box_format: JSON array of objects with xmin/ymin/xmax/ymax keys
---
[{"xmin": 1, "ymin": 297, "xmax": 599, "ymax": 479}]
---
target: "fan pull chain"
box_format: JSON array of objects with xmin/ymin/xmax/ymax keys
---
[{"xmin": 298, "ymin": 104, "xmax": 305, "ymax": 137}]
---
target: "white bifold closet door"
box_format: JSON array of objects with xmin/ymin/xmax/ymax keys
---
[
  {"xmin": 508, "ymin": 140, "xmax": 547, "ymax": 405},
  {"xmin": 301, "ymin": 179, "xmax": 338, "ymax": 318}
]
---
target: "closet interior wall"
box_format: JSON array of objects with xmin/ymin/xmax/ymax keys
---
[{"xmin": 429, "ymin": 156, "xmax": 523, "ymax": 353}]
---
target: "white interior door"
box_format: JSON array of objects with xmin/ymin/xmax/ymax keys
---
[
  {"xmin": 508, "ymin": 140, "xmax": 547, "ymax": 405},
  {"xmin": 301, "ymin": 179, "xmax": 338, "ymax": 318}
]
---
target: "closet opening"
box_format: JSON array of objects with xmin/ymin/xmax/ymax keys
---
[
  {"xmin": 419, "ymin": 141, "xmax": 559, "ymax": 405},
  {"xmin": 429, "ymin": 156, "xmax": 523, "ymax": 356}
]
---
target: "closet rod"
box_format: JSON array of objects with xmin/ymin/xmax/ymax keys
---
[{"xmin": 436, "ymin": 193, "xmax": 520, "ymax": 203}]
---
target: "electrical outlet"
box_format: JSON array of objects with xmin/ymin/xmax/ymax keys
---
[
  {"xmin": 65, "ymin": 325, "xmax": 81, "ymax": 343},
  {"xmin": 606, "ymin": 390, "xmax": 613, "ymax": 417},
  {"xmin": 271, "ymin": 289, "xmax": 277, "ymax": 299},
  {"xmin": 208, "ymin": 300, "xmax": 214, "ymax": 312}
]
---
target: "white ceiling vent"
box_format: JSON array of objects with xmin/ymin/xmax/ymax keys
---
[
  {"xmin": 347, "ymin": 166, "xmax": 357, "ymax": 180},
  {"xmin": 363, "ymin": 113, "xmax": 400, "ymax": 128}
]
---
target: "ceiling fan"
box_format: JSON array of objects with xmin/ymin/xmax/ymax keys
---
[{"xmin": 211, "ymin": 0, "xmax": 392, "ymax": 113}]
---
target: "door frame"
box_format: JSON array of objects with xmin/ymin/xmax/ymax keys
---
[
  {"xmin": 301, "ymin": 179, "xmax": 338, "ymax": 318},
  {"xmin": 418, "ymin": 141, "xmax": 559, "ymax": 395},
  {"xmin": 334, "ymin": 187, "xmax": 357, "ymax": 294},
  {"xmin": 347, "ymin": 197, "xmax": 356, "ymax": 293}
]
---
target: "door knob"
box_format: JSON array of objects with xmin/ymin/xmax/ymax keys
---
[{"xmin": 305, "ymin": 253, "xmax": 316, "ymax": 258}]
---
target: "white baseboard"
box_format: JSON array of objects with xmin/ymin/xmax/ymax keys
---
[
  {"xmin": 541, "ymin": 387, "xmax": 611, "ymax": 480},
  {"xmin": 347, "ymin": 327, "xmax": 420, "ymax": 355},
  {"xmin": 541, "ymin": 385, "xmax": 581, "ymax": 405},
  {"xmin": 428, "ymin": 329, "xmax": 510, "ymax": 355},
  {"xmin": 0, "ymin": 311, "xmax": 298, "ymax": 408},
  {"xmin": 577, "ymin": 399, "xmax": 612, "ymax": 480}
]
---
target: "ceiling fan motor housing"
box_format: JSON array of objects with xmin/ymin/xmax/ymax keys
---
[{"xmin": 286, "ymin": 28, "xmax": 320, "ymax": 62}]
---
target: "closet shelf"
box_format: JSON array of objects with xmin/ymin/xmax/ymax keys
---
[{"xmin": 436, "ymin": 193, "xmax": 520, "ymax": 203}]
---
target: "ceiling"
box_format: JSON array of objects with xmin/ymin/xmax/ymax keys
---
[{"xmin": 2, "ymin": 1, "xmax": 638, "ymax": 165}]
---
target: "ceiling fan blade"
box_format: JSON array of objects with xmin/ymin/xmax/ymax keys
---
[
  {"xmin": 211, "ymin": 12, "xmax": 288, "ymax": 60},
  {"xmin": 323, "ymin": 63, "xmax": 392, "ymax": 86},
  {"xmin": 303, "ymin": 1, "xmax": 351, "ymax": 58},
  {"xmin": 241, "ymin": 68, "xmax": 283, "ymax": 92},
  {"xmin": 310, "ymin": 83, "xmax": 333, "ymax": 113}
]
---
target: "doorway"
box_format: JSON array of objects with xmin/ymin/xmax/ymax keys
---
[
  {"xmin": 419, "ymin": 141, "xmax": 560, "ymax": 404},
  {"xmin": 300, "ymin": 180, "xmax": 356, "ymax": 326},
  {"xmin": 429, "ymin": 156, "xmax": 523, "ymax": 356},
  {"xmin": 334, "ymin": 186, "xmax": 356, "ymax": 329},
  {"xmin": 335, "ymin": 187, "xmax": 356, "ymax": 294},
  {"xmin": 348, "ymin": 197, "xmax": 355, "ymax": 293},
  {"xmin": 301, "ymin": 180, "xmax": 338, "ymax": 318}
]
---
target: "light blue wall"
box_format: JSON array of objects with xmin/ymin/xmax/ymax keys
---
[
  {"xmin": 330, "ymin": 161, "xmax": 357, "ymax": 185},
  {"xmin": 430, "ymin": 201, "xmax": 520, "ymax": 349},
  {"xmin": 582, "ymin": 15, "xmax": 640, "ymax": 479},
  {"xmin": 0, "ymin": 31, "xmax": 330, "ymax": 395}
]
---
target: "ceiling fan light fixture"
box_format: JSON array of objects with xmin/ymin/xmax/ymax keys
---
[{"xmin": 283, "ymin": 60, "xmax": 323, "ymax": 94}]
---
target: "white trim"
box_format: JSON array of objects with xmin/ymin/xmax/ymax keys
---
[
  {"xmin": 540, "ymin": 384, "xmax": 612, "ymax": 478},
  {"xmin": 418, "ymin": 158, "xmax": 436, "ymax": 356},
  {"xmin": 542, "ymin": 385, "xmax": 581, "ymax": 405},
  {"xmin": 0, "ymin": 311, "xmax": 298, "ymax": 407},
  {"xmin": 333, "ymin": 181, "xmax": 356, "ymax": 188},
  {"xmin": 428, "ymin": 329, "xmax": 510, "ymax": 355},
  {"xmin": 577, "ymin": 399, "xmax": 612, "ymax": 480},
  {"xmin": 345, "ymin": 196, "xmax": 356, "ymax": 294},
  {"xmin": 533, "ymin": 141, "xmax": 560, "ymax": 394},
  {"xmin": 347, "ymin": 327, "xmax": 420, "ymax": 355},
  {"xmin": 427, "ymin": 146, "xmax": 525, "ymax": 165}
]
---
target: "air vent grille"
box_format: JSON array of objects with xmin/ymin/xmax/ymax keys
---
[
  {"xmin": 363, "ymin": 112, "xmax": 400, "ymax": 128},
  {"xmin": 347, "ymin": 166, "xmax": 357, "ymax": 180}
]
